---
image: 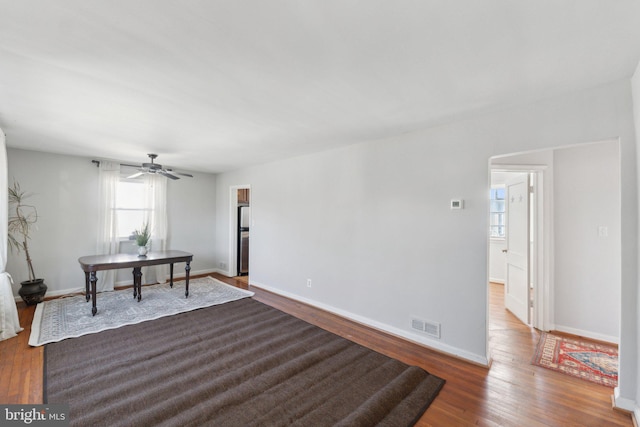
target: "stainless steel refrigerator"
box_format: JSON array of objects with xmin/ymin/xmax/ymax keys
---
[{"xmin": 237, "ymin": 205, "xmax": 250, "ymax": 276}]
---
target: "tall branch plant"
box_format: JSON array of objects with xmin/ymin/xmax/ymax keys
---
[{"xmin": 7, "ymin": 181, "xmax": 38, "ymax": 281}]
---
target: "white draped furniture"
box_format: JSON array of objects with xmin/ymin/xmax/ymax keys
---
[{"xmin": 0, "ymin": 128, "xmax": 23, "ymax": 341}]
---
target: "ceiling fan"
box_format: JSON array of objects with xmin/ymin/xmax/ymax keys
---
[{"xmin": 126, "ymin": 153, "xmax": 193, "ymax": 180}]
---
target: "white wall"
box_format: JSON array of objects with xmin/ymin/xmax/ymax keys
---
[
  {"xmin": 553, "ymin": 141, "xmax": 621, "ymax": 342},
  {"xmin": 217, "ymin": 134, "xmax": 493, "ymax": 363},
  {"xmin": 215, "ymin": 79, "xmax": 638, "ymax": 374},
  {"xmin": 5, "ymin": 148, "xmax": 218, "ymax": 296},
  {"xmin": 166, "ymin": 169, "xmax": 217, "ymax": 276},
  {"xmin": 628, "ymin": 61, "xmax": 640, "ymax": 419},
  {"xmin": 6, "ymin": 149, "xmax": 98, "ymax": 296}
]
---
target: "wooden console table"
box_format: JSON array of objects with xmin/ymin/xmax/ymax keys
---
[{"xmin": 78, "ymin": 250, "xmax": 193, "ymax": 316}]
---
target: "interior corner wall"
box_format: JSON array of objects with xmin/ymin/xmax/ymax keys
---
[
  {"xmin": 215, "ymin": 78, "xmax": 638, "ymax": 367},
  {"xmin": 5, "ymin": 148, "xmax": 218, "ymax": 297}
]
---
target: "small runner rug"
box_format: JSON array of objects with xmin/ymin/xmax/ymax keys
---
[
  {"xmin": 29, "ymin": 276, "xmax": 253, "ymax": 346},
  {"xmin": 45, "ymin": 298, "xmax": 445, "ymax": 426},
  {"xmin": 532, "ymin": 332, "xmax": 618, "ymax": 387}
]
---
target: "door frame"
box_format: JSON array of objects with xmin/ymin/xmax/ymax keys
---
[
  {"xmin": 489, "ymin": 164, "xmax": 550, "ymax": 331},
  {"xmin": 228, "ymin": 184, "xmax": 251, "ymax": 277}
]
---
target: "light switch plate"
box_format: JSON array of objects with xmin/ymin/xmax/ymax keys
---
[{"xmin": 598, "ymin": 226, "xmax": 608, "ymax": 237}]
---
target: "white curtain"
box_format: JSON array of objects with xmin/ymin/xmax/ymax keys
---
[
  {"xmin": 96, "ymin": 161, "xmax": 120, "ymax": 292},
  {"xmin": 142, "ymin": 174, "xmax": 167, "ymax": 284},
  {"xmin": 0, "ymin": 129, "xmax": 23, "ymax": 341}
]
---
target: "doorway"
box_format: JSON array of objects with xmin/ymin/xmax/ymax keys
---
[
  {"xmin": 237, "ymin": 189, "xmax": 250, "ymax": 276},
  {"xmin": 489, "ymin": 167, "xmax": 544, "ymax": 329},
  {"xmin": 488, "ymin": 139, "xmax": 622, "ymax": 347},
  {"xmin": 228, "ymin": 185, "xmax": 251, "ymax": 279}
]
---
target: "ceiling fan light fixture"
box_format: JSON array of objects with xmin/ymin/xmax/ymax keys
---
[{"xmin": 126, "ymin": 153, "xmax": 192, "ymax": 180}]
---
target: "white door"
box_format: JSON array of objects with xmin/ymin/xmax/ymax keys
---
[{"xmin": 504, "ymin": 173, "xmax": 530, "ymax": 324}]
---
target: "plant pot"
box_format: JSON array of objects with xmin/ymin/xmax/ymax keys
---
[
  {"xmin": 19, "ymin": 278, "xmax": 47, "ymax": 305},
  {"xmin": 138, "ymin": 246, "xmax": 148, "ymax": 257}
]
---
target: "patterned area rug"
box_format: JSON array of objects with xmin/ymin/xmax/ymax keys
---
[
  {"xmin": 532, "ymin": 332, "xmax": 618, "ymax": 387},
  {"xmin": 29, "ymin": 277, "xmax": 253, "ymax": 346}
]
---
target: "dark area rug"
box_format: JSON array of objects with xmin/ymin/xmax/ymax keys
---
[
  {"xmin": 532, "ymin": 332, "xmax": 618, "ymax": 387},
  {"xmin": 45, "ymin": 298, "xmax": 445, "ymax": 426}
]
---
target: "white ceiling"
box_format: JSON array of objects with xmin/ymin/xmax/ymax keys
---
[{"xmin": 2, "ymin": 1, "xmax": 640, "ymax": 173}]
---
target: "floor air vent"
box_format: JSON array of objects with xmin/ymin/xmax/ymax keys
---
[{"xmin": 411, "ymin": 317, "xmax": 441, "ymax": 339}]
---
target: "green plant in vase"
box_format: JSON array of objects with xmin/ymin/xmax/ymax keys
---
[{"xmin": 134, "ymin": 222, "xmax": 151, "ymax": 256}]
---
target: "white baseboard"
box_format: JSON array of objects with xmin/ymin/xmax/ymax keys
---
[
  {"xmin": 13, "ymin": 286, "xmax": 86, "ymax": 303},
  {"xmin": 166, "ymin": 268, "xmax": 219, "ymax": 280},
  {"xmin": 210, "ymin": 268, "xmax": 233, "ymax": 277},
  {"xmin": 250, "ymin": 280, "xmax": 490, "ymax": 367},
  {"xmin": 553, "ymin": 324, "xmax": 619, "ymax": 344},
  {"xmin": 43, "ymin": 286, "xmax": 86, "ymax": 298},
  {"xmin": 115, "ymin": 268, "xmax": 219, "ymax": 285},
  {"xmin": 613, "ymin": 388, "xmax": 639, "ymax": 422}
]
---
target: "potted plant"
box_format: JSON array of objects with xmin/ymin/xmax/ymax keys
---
[
  {"xmin": 8, "ymin": 181, "xmax": 47, "ymax": 305},
  {"xmin": 133, "ymin": 222, "xmax": 151, "ymax": 256}
]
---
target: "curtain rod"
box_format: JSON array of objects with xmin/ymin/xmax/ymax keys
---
[{"xmin": 91, "ymin": 160, "xmax": 139, "ymax": 168}]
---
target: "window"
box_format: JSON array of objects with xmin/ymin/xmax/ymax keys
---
[
  {"xmin": 490, "ymin": 186, "xmax": 505, "ymax": 238},
  {"xmin": 115, "ymin": 180, "xmax": 149, "ymax": 239}
]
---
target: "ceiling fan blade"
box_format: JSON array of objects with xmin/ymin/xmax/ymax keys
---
[
  {"xmin": 127, "ymin": 172, "xmax": 145, "ymax": 179},
  {"xmin": 166, "ymin": 168, "xmax": 193, "ymax": 178},
  {"xmin": 158, "ymin": 170, "xmax": 180, "ymax": 180}
]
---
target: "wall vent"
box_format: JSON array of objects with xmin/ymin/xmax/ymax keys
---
[
  {"xmin": 411, "ymin": 317, "xmax": 441, "ymax": 339},
  {"xmin": 411, "ymin": 318, "xmax": 424, "ymax": 331}
]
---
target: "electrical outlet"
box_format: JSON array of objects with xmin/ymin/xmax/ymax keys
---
[
  {"xmin": 307, "ymin": 279, "xmax": 312, "ymax": 287},
  {"xmin": 219, "ymin": 262, "xmax": 227, "ymax": 269}
]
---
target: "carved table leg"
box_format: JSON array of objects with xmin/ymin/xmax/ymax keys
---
[
  {"xmin": 84, "ymin": 272, "xmax": 90, "ymax": 302},
  {"xmin": 90, "ymin": 271, "xmax": 98, "ymax": 316},
  {"xmin": 132, "ymin": 268, "xmax": 138, "ymax": 299},
  {"xmin": 133, "ymin": 267, "xmax": 143, "ymax": 302},
  {"xmin": 169, "ymin": 263, "xmax": 174, "ymax": 288},
  {"xmin": 184, "ymin": 261, "xmax": 191, "ymax": 298}
]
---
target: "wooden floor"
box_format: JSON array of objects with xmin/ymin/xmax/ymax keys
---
[{"xmin": 0, "ymin": 277, "xmax": 631, "ymax": 426}]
